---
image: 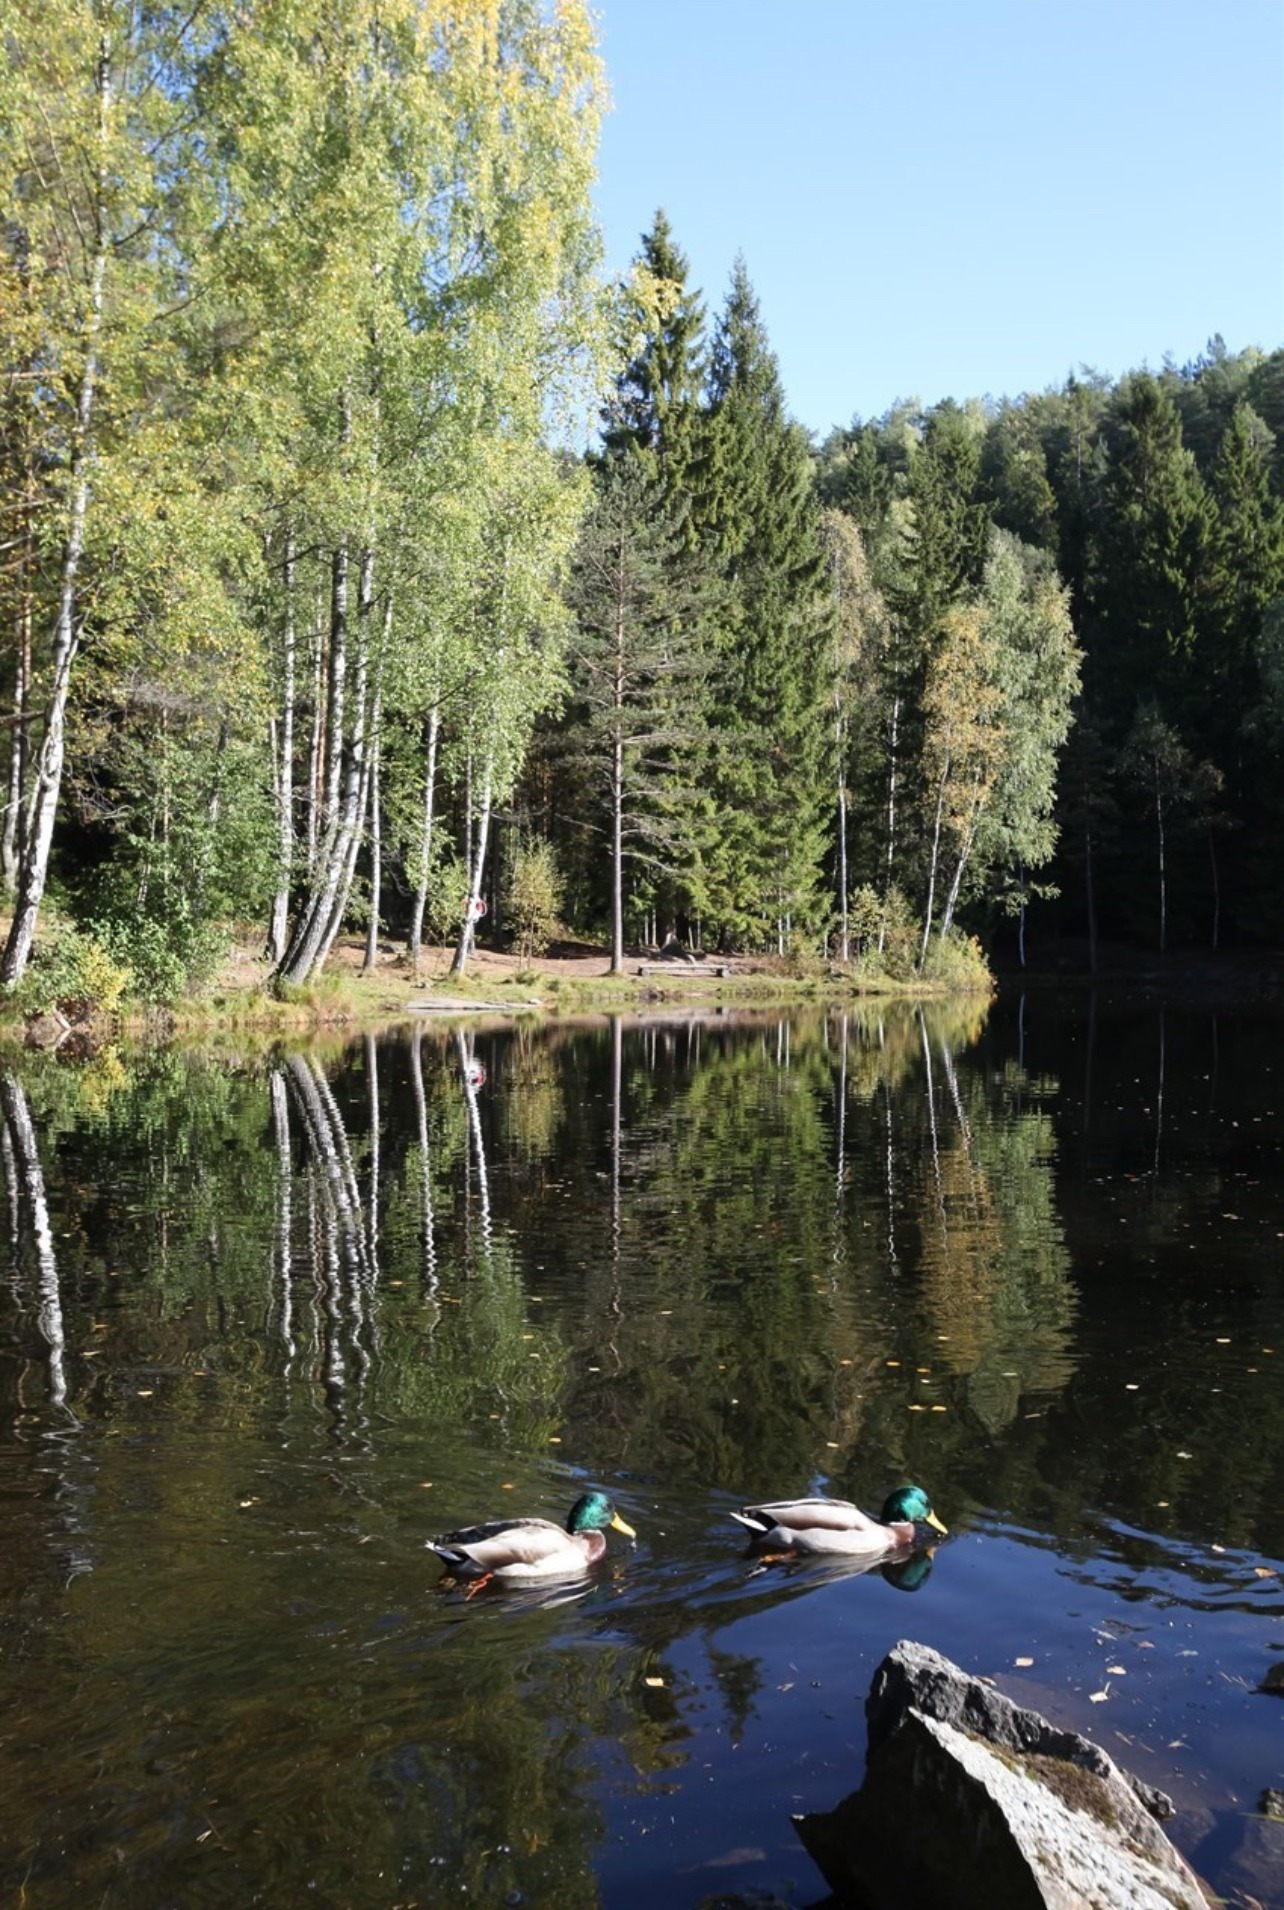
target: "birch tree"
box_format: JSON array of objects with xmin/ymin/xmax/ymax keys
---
[{"xmin": 0, "ymin": 1, "xmax": 212, "ymax": 985}]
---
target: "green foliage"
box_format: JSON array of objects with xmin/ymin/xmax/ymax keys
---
[
  {"xmin": 919, "ymin": 927, "xmax": 993, "ymax": 991},
  {"xmin": 21, "ymin": 923, "xmax": 132, "ymax": 1021},
  {"xmin": 505, "ymin": 839, "xmax": 565, "ymax": 960}
]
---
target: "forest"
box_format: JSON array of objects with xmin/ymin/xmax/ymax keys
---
[{"xmin": 2, "ymin": 0, "xmax": 1282, "ymax": 1005}]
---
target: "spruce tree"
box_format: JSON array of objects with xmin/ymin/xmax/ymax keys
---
[
  {"xmin": 699, "ymin": 259, "xmax": 832, "ymax": 949},
  {"xmin": 563, "ymin": 448, "xmax": 712, "ymax": 968},
  {"xmin": 605, "ymin": 209, "xmax": 706, "ymax": 504},
  {"xmin": 1092, "ymin": 373, "xmax": 1213, "ymax": 723}
]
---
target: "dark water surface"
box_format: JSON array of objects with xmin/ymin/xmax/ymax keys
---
[{"xmin": 2, "ymin": 993, "xmax": 1283, "ymax": 1908}]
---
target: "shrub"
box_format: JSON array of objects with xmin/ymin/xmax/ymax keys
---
[
  {"xmin": 23, "ymin": 925, "xmax": 132, "ymax": 1021},
  {"xmin": 505, "ymin": 839, "xmax": 563, "ymax": 960}
]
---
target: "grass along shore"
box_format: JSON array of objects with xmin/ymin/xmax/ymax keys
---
[{"xmin": 1, "ymin": 923, "xmax": 994, "ymax": 1045}]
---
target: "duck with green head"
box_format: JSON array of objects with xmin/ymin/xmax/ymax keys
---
[
  {"xmin": 731, "ymin": 1484, "xmax": 947, "ymax": 1558},
  {"xmin": 430, "ymin": 1490, "xmax": 637, "ymax": 1590}
]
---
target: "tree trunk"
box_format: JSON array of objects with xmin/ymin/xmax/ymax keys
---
[
  {"xmin": 267, "ymin": 525, "xmax": 297, "ymax": 964},
  {"xmin": 407, "ymin": 705, "xmax": 441, "ymax": 969},
  {"xmin": 609, "ymin": 592, "xmax": 626, "ymax": 973},
  {"xmin": 835, "ymin": 704, "xmax": 850, "ymax": 961},
  {"xmin": 363, "ymin": 676, "xmax": 385, "ymax": 973},
  {"xmin": 938, "ymin": 781, "xmax": 983, "ymax": 941},
  {"xmin": 306, "ymin": 583, "xmax": 325, "ymax": 873},
  {"xmin": 1, "ymin": 35, "xmax": 111, "ymax": 988},
  {"xmin": 879, "ymin": 694, "xmax": 900, "ymax": 955},
  {"xmin": 276, "ymin": 545, "xmax": 373, "ymax": 984},
  {"xmin": 449, "ymin": 755, "xmax": 494, "ymax": 978},
  {"xmin": 919, "ymin": 753, "xmax": 950, "ymax": 970}
]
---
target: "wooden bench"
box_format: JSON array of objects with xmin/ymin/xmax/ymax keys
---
[{"xmin": 635, "ymin": 961, "xmax": 732, "ymax": 978}]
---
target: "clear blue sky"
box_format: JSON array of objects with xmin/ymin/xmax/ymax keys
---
[{"xmin": 592, "ymin": 0, "xmax": 1284, "ymax": 438}]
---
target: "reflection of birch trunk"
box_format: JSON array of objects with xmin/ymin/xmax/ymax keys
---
[
  {"xmin": 608, "ymin": 1016, "xmax": 623, "ymax": 1332},
  {"xmin": 365, "ymin": 1034, "xmax": 380, "ymax": 1278},
  {"xmin": 410, "ymin": 1026, "xmax": 439, "ymax": 1301},
  {"xmin": 882, "ymin": 1075, "xmax": 898, "ymax": 1272},
  {"xmin": 270, "ymin": 1070, "xmax": 296, "ymax": 1371},
  {"xmin": 1154, "ymin": 1005, "xmax": 1166, "ymax": 1177},
  {"xmin": 918, "ymin": 1009, "xmax": 947, "ymax": 1234},
  {"xmin": 835, "ymin": 1015, "xmax": 848, "ymax": 1205},
  {"xmin": 284, "ymin": 1055, "xmax": 374, "ymax": 1416},
  {"xmin": 456, "ymin": 1029, "xmax": 492, "ymax": 1254},
  {"xmin": 939, "ymin": 1034, "xmax": 983, "ymax": 1223},
  {"xmin": 1, "ymin": 1074, "xmax": 70, "ymax": 1409}
]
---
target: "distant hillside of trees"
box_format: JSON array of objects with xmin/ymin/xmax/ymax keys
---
[{"xmin": 2, "ymin": 5, "xmax": 1279, "ymax": 1003}]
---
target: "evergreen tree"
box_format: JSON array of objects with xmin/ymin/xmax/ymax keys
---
[
  {"xmin": 605, "ymin": 209, "xmax": 706, "ymax": 503},
  {"xmin": 894, "ymin": 400, "xmax": 991, "ymax": 641},
  {"xmin": 563, "ymin": 448, "xmax": 712, "ymax": 968},
  {"xmin": 1204, "ymin": 402, "xmax": 1284, "ymax": 742},
  {"xmin": 698, "ymin": 260, "xmax": 832, "ymax": 948},
  {"xmin": 1092, "ymin": 373, "xmax": 1213, "ymax": 722}
]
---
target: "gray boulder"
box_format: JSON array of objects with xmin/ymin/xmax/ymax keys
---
[{"xmin": 794, "ymin": 1639, "xmax": 1210, "ymax": 1910}]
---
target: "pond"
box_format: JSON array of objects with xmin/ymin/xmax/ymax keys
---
[{"xmin": 2, "ymin": 992, "xmax": 1283, "ymax": 1909}]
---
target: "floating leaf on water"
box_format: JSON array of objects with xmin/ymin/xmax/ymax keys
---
[
  {"xmin": 1014, "ymin": 1656, "xmax": 1034, "ymax": 1668},
  {"xmin": 1255, "ymin": 1567, "xmax": 1278, "ymax": 1578},
  {"xmin": 1089, "ymin": 1687, "xmax": 1110, "ymax": 1703},
  {"xmin": 1168, "ymin": 1739, "xmax": 1188, "ymax": 1749},
  {"xmin": 1125, "ymin": 1383, "xmax": 1139, "ymax": 1391},
  {"xmin": 644, "ymin": 1676, "xmax": 664, "ymax": 1688},
  {"xmin": 1107, "ymin": 1664, "xmax": 1126, "ymax": 1675}
]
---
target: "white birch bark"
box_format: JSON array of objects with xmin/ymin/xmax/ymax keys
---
[
  {"xmin": 448, "ymin": 753, "xmax": 494, "ymax": 978},
  {"xmin": 2, "ymin": 36, "xmax": 111, "ymax": 986},
  {"xmin": 267, "ymin": 527, "xmax": 297, "ymax": 964},
  {"xmin": 406, "ymin": 705, "xmax": 441, "ymax": 968}
]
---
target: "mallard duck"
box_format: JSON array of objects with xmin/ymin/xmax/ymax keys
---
[
  {"xmin": 731, "ymin": 1484, "xmax": 947, "ymax": 1557},
  {"xmin": 429, "ymin": 1490, "xmax": 636, "ymax": 1589}
]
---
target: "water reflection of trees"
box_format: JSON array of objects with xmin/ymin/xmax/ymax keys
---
[
  {"xmin": 5, "ymin": 1001, "xmax": 1283, "ymax": 1578},
  {"xmin": 482, "ymin": 1003, "xmax": 1077, "ymax": 1502}
]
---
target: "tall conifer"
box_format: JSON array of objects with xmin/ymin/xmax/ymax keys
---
[{"xmin": 699, "ymin": 259, "xmax": 831, "ymax": 948}]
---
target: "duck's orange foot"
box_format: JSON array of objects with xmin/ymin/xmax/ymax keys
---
[{"xmin": 464, "ymin": 1571, "xmax": 494, "ymax": 1599}]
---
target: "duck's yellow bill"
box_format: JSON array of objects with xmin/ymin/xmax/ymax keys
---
[
  {"xmin": 925, "ymin": 1510, "xmax": 949, "ymax": 1536},
  {"xmin": 610, "ymin": 1512, "xmax": 637, "ymax": 1538}
]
